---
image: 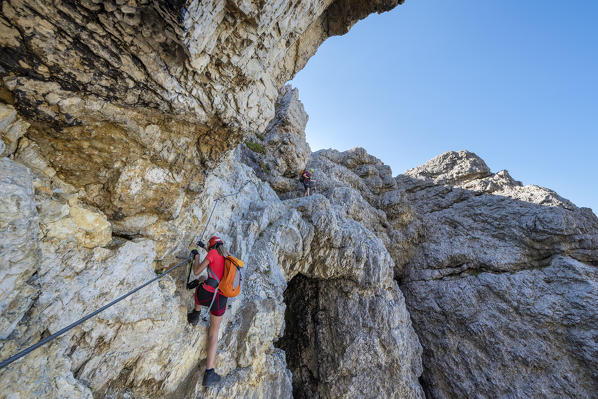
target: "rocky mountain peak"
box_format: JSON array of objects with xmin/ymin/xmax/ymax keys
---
[{"xmin": 404, "ymin": 149, "xmax": 492, "ymax": 185}]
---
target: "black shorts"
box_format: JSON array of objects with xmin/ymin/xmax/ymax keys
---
[
  {"xmin": 303, "ymin": 180, "xmax": 311, "ymax": 189},
  {"xmin": 194, "ymin": 284, "xmax": 227, "ymax": 316}
]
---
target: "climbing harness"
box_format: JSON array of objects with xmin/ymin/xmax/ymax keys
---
[
  {"xmin": 185, "ymin": 179, "xmax": 255, "ymax": 288},
  {"xmin": 0, "ymin": 256, "xmax": 191, "ymax": 370}
]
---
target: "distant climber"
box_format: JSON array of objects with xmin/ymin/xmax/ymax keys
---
[
  {"xmin": 300, "ymin": 168, "xmax": 314, "ymax": 196},
  {"xmin": 187, "ymin": 236, "xmax": 229, "ymax": 387}
]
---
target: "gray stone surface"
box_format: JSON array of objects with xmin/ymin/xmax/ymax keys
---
[
  {"xmin": 0, "ymin": 158, "xmax": 39, "ymax": 340},
  {"xmin": 0, "ymin": 144, "xmax": 424, "ymax": 398},
  {"xmin": 2, "ymin": 93, "xmax": 596, "ymax": 399},
  {"xmin": 0, "ymin": 103, "xmax": 29, "ymax": 158},
  {"xmin": 1, "ymin": 2, "xmax": 596, "ymax": 397},
  {"xmin": 0, "ymin": 0, "xmax": 405, "ymax": 256},
  {"xmin": 0, "ymin": 0, "xmax": 403, "ymax": 206},
  {"xmin": 398, "ymin": 151, "xmax": 598, "ymax": 399},
  {"xmin": 241, "ymin": 85, "xmax": 312, "ymax": 195},
  {"xmin": 278, "ymin": 275, "xmax": 423, "ymax": 399}
]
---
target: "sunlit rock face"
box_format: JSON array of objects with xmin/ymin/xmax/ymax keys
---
[
  {"xmin": 0, "ymin": 144, "xmax": 424, "ymax": 398},
  {"xmin": 260, "ymin": 139, "xmax": 597, "ymax": 398},
  {"xmin": 1, "ymin": 0, "xmax": 404, "ymax": 127},
  {"xmin": 0, "ymin": 158, "xmax": 39, "ymax": 341},
  {"xmin": 0, "ymin": 0, "xmax": 404, "ymax": 261},
  {"xmin": 0, "ymin": 143, "xmax": 289, "ymax": 398},
  {"xmin": 0, "ymin": 0, "xmax": 403, "ymax": 227},
  {"xmin": 1, "ymin": 1, "xmax": 596, "ymax": 398},
  {"xmin": 1, "ymin": 1, "xmax": 418, "ymax": 397},
  {"xmin": 241, "ymin": 84, "xmax": 312, "ymax": 196}
]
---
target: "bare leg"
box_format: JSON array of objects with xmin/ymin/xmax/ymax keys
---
[{"xmin": 206, "ymin": 313, "xmax": 224, "ymax": 370}]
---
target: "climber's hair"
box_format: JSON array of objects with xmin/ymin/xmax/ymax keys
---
[{"xmin": 214, "ymin": 242, "xmax": 228, "ymax": 257}]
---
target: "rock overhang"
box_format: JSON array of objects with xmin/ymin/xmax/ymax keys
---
[{"xmin": 1, "ymin": 0, "xmax": 406, "ymax": 227}]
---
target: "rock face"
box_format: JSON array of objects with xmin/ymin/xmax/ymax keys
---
[
  {"xmin": 0, "ymin": 0, "xmax": 404, "ymax": 235},
  {"xmin": 397, "ymin": 151, "xmax": 598, "ymax": 399},
  {"xmin": 1, "ymin": 1, "xmax": 425, "ymax": 397},
  {"xmin": 0, "ymin": 158, "xmax": 39, "ymax": 341},
  {"xmin": 0, "ymin": 142, "xmax": 425, "ymax": 398},
  {"xmin": 0, "ymin": 103, "xmax": 29, "ymax": 157},
  {"xmin": 0, "ymin": 0, "xmax": 405, "ymax": 264},
  {"xmin": 278, "ymin": 275, "xmax": 422, "ymax": 399},
  {"xmin": 1, "ymin": 0, "xmax": 404, "ymax": 129},
  {"xmin": 1, "ymin": 1, "xmax": 597, "ymax": 398},
  {"xmin": 241, "ymin": 85, "xmax": 312, "ymax": 196}
]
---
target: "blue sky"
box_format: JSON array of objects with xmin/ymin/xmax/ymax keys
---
[{"xmin": 290, "ymin": 0, "xmax": 598, "ymax": 212}]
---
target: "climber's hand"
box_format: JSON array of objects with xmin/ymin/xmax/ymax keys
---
[
  {"xmin": 197, "ymin": 240, "xmax": 206, "ymax": 249},
  {"xmin": 190, "ymin": 249, "xmax": 199, "ymax": 259},
  {"xmin": 186, "ymin": 279, "xmax": 200, "ymax": 289}
]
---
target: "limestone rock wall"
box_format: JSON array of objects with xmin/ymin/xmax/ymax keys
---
[
  {"xmin": 278, "ymin": 275, "xmax": 422, "ymax": 399},
  {"xmin": 0, "ymin": 143, "xmax": 287, "ymax": 398},
  {"xmin": 305, "ymin": 147, "xmax": 422, "ymax": 275},
  {"xmin": 397, "ymin": 151, "xmax": 598, "ymax": 399},
  {"xmin": 1, "ymin": 1, "xmax": 421, "ymax": 397},
  {"xmin": 1, "ymin": 1, "xmax": 597, "ymax": 398},
  {"xmin": 1, "ymin": 82, "xmax": 596, "ymax": 399},
  {"xmin": 2, "ymin": 0, "xmax": 404, "ymax": 127},
  {"xmin": 0, "ymin": 143, "xmax": 425, "ymax": 398},
  {"xmin": 241, "ymin": 84, "xmax": 312, "ymax": 196},
  {"xmin": 0, "ymin": 77, "xmax": 425, "ymax": 399},
  {"xmin": 0, "ymin": 157, "xmax": 39, "ymax": 341},
  {"xmin": 254, "ymin": 119, "xmax": 597, "ymax": 399},
  {"xmin": 0, "ymin": 0, "xmax": 403, "ymax": 238}
]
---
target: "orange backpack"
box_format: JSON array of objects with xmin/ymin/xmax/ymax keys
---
[{"xmin": 207, "ymin": 255, "xmax": 244, "ymax": 298}]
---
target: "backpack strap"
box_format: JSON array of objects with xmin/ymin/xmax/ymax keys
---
[
  {"xmin": 206, "ymin": 264, "xmax": 222, "ymax": 312},
  {"xmin": 205, "ymin": 252, "xmax": 231, "ymax": 311},
  {"xmin": 206, "ymin": 265, "xmax": 220, "ymax": 285},
  {"xmin": 207, "ymin": 288, "xmax": 219, "ymax": 313}
]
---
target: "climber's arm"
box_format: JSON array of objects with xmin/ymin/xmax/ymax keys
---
[{"xmin": 193, "ymin": 256, "xmax": 210, "ymax": 276}]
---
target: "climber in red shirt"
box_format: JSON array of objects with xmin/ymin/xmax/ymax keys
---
[
  {"xmin": 187, "ymin": 236, "xmax": 228, "ymax": 387},
  {"xmin": 302, "ymin": 168, "xmax": 314, "ymax": 196}
]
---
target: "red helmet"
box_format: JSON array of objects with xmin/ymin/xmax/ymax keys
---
[{"xmin": 208, "ymin": 236, "xmax": 223, "ymax": 248}]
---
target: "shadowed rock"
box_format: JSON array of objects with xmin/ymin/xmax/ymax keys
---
[{"xmin": 396, "ymin": 151, "xmax": 598, "ymax": 399}]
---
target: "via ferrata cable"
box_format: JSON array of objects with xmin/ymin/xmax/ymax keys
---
[
  {"xmin": 0, "ymin": 256, "xmax": 191, "ymax": 370},
  {"xmin": 1, "ymin": 179, "xmax": 258, "ymax": 370}
]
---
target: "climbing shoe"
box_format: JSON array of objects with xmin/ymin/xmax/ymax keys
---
[
  {"xmin": 187, "ymin": 310, "xmax": 200, "ymax": 325},
  {"xmin": 203, "ymin": 368, "xmax": 221, "ymax": 387}
]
